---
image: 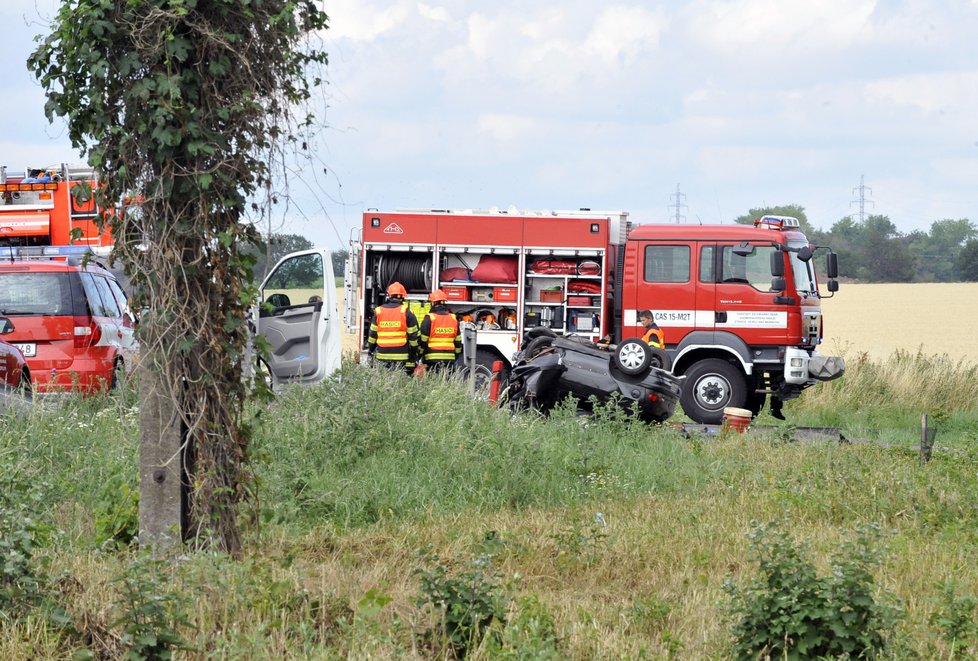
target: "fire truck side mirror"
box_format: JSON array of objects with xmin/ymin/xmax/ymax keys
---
[
  {"xmin": 827, "ymin": 279, "xmax": 839, "ymax": 293},
  {"xmin": 826, "ymin": 251, "xmax": 839, "ymax": 279},
  {"xmin": 796, "ymin": 246, "xmax": 813, "ymax": 262},
  {"xmin": 732, "ymin": 241, "xmax": 754, "ymax": 257},
  {"xmin": 770, "ymin": 251, "xmax": 785, "ymax": 277},
  {"xmin": 771, "ymin": 276, "xmax": 786, "ymax": 292}
]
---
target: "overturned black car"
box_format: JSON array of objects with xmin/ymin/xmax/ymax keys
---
[{"xmin": 505, "ymin": 328, "xmax": 682, "ymax": 423}]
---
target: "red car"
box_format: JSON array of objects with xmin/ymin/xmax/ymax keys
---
[
  {"xmin": 0, "ymin": 317, "xmax": 31, "ymax": 396},
  {"xmin": 0, "ymin": 260, "xmax": 137, "ymax": 394}
]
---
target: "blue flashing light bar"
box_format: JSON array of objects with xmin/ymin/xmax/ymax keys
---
[
  {"xmin": 755, "ymin": 215, "xmax": 801, "ymax": 230},
  {"xmin": 0, "ymin": 245, "xmax": 112, "ymax": 259}
]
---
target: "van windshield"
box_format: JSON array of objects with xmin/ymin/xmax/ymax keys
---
[{"xmin": 0, "ymin": 272, "xmax": 73, "ymax": 316}]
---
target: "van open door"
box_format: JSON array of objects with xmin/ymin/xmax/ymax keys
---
[{"xmin": 257, "ymin": 249, "xmax": 341, "ymax": 387}]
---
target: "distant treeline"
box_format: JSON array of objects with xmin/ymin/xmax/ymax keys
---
[{"xmin": 734, "ymin": 204, "xmax": 978, "ymax": 283}]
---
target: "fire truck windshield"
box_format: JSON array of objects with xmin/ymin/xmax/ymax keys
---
[{"xmin": 788, "ymin": 240, "xmax": 817, "ymax": 295}]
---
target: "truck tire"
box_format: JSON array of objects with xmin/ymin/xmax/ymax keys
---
[
  {"xmin": 614, "ymin": 339, "xmax": 652, "ymax": 376},
  {"xmin": 680, "ymin": 358, "xmax": 748, "ymax": 424}
]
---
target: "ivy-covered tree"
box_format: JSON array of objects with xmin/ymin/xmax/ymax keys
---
[{"xmin": 29, "ymin": 1, "xmax": 328, "ymax": 554}]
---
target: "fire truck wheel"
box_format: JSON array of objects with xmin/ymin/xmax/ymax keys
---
[
  {"xmin": 614, "ymin": 339, "xmax": 652, "ymax": 376},
  {"xmin": 680, "ymin": 358, "xmax": 748, "ymax": 424},
  {"xmin": 648, "ymin": 347, "xmax": 673, "ymax": 371}
]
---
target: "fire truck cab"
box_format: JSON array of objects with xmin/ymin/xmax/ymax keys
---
[
  {"xmin": 622, "ymin": 214, "xmax": 844, "ymax": 422},
  {"xmin": 347, "ymin": 209, "xmax": 844, "ymax": 424}
]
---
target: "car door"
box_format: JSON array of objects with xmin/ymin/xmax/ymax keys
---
[
  {"xmin": 105, "ymin": 276, "xmax": 139, "ymax": 369},
  {"xmin": 257, "ymin": 249, "xmax": 341, "ymax": 386}
]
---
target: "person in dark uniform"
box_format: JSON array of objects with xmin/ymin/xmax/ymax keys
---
[
  {"xmin": 367, "ymin": 282, "xmax": 420, "ymax": 374},
  {"xmin": 419, "ymin": 289, "xmax": 462, "ymax": 372}
]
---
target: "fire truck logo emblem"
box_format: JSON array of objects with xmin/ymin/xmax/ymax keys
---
[{"xmin": 383, "ymin": 223, "xmax": 404, "ymax": 234}]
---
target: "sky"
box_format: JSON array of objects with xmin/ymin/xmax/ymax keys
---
[{"xmin": 3, "ymin": 0, "xmax": 978, "ymax": 250}]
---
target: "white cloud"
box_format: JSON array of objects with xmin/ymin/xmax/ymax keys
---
[
  {"xmin": 326, "ymin": 0, "xmax": 413, "ymax": 42},
  {"xmin": 688, "ymin": 0, "xmax": 876, "ymax": 52},
  {"xmin": 584, "ymin": 5, "xmax": 667, "ymax": 65},
  {"xmin": 417, "ymin": 3, "xmax": 450, "ymax": 22},
  {"xmin": 865, "ymin": 71, "xmax": 978, "ymax": 116},
  {"xmin": 477, "ymin": 114, "xmax": 539, "ymax": 143}
]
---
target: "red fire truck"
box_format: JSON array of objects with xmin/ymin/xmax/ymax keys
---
[
  {"xmin": 0, "ymin": 163, "xmax": 111, "ymax": 253},
  {"xmin": 346, "ymin": 209, "xmax": 844, "ymax": 423}
]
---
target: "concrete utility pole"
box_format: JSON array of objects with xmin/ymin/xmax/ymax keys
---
[
  {"xmin": 669, "ymin": 183, "xmax": 687, "ymax": 224},
  {"xmin": 850, "ymin": 174, "xmax": 874, "ymax": 223}
]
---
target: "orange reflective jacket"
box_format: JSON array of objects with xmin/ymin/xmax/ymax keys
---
[{"xmin": 423, "ymin": 311, "xmax": 460, "ymax": 361}]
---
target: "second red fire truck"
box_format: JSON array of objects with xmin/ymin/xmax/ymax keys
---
[{"xmin": 346, "ymin": 208, "xmax": 845, "ymax": 424}]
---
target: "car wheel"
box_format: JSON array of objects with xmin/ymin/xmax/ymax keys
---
[
  {"xmin": 522, "ymin": 335, "xmax": 554, "ymax": 361},
  {"xmin": 110, "ymin": 361, "xmax": 124, "ymax": 391},
  {"xmin": 19, "ymin": 369, "xmax": 32, "ymax": 401},
  {"xmin": 614, "ymin": 339, "xmax": 652, "ymax": 376},
  {"xmin": 679, "ymin": 358, "xmax": 748, "ymax": 424},
  {"xmin": 648, "ymin": 347, "xmax": 672, "ymax": 371}
]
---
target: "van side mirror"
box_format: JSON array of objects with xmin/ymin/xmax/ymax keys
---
[
  {"xmin": 826, "ymin": 252, "xmax": 839, "ymax": 279},
  {"xmin": 770, "ymin": 251, "xmax": 784, "ymax": 277}
]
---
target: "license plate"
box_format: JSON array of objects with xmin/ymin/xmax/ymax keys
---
[{"xmin": 13, "ymin": 343, "xmax": 36, "ymax": 358}]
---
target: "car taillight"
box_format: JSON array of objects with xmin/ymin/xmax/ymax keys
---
[{"xmin": 73, "ymin": 317, "xmax": 102, "ymax": 348}]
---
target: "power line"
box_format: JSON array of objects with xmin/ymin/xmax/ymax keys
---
[
  {"xmin": 669, "ymin": 183, "xmax": 687, "ymax": 224},
  {"xmin": 850, "ymin": 174, "xmax": 875, "ymax": 223}
]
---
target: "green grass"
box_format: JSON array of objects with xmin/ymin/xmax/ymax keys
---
[{"xmin": 2, "ymin": 351, "xmax": 978, "ymax": 659}]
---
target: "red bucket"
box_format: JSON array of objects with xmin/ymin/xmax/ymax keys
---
[{"xmin": 722, "ymin": 407, "xmax": 752, "ymax": 433}]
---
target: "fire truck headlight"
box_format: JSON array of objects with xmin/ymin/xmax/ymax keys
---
[{"xmin": 790, "ymin": 357, "xmax": 804, "ymax": 367}]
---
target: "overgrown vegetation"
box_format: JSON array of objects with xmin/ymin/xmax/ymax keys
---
[
  {"xmin": 725, "ymin": 521, "xmax": 900, "ymax": 659},
  {"xmin": 1, "ymin": 350, "xmax": 977, "ymax": 658}
]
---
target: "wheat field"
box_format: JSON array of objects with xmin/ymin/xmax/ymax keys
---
[
  {"xmin": 338, "ymin": 283, "xmax": 978, "ymax": 365},
  {"xmin": 819, "ymin": 282, "xmax": 978, "ymax": 365}
]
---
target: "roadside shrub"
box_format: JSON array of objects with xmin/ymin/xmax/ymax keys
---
[
  {"xmin": 0, "ymin": 475, "xmax": 51, "ymax": 618},
  {"xmin": 111, "ymin": 554, "xmax": 193, "ymax": 660},
  {"xmin": 724, "ymin": 521, "xmax": 900, "ymax": 660},
  {"xmin": 94, "ymin": 475, "xmax": 140, "ymax": 550},
  {"xmin": 486, "ymin": 594, "xmax": 561, "ymax": 660},
  {"xmin": 930, "ymin": 580, "xmax": 978, "ymax": 657},
  {"xmin": 415, "ymin": 548, "xmax": 511, "ymax": 658}
]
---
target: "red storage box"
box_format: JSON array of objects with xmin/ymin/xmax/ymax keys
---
[
  {"xmin": 567, "ymin": 295, "xmax": 592, "ymax": 306},
  {"xmin": 443, "ymin": 285, "xmax": 468, "ymax": 300},
  {"xmin": 493, "ymin": 286, "xmax": 518, "ymax": 302},
  {"xmin": 539, "ymin": 289, "xmax": 564, "ymax": 303}
]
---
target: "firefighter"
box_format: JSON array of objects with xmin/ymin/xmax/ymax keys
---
[
  {"xmin": 638, "ymin": 309, "xmax": 665, "ymax": 349},
  {"xmin": 419, "ymin": 289, "xmax": 462, "ymax": 372},
  {"xmin": 367, "ymin": 281, "xmax": 420, "ymax": 374}
]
